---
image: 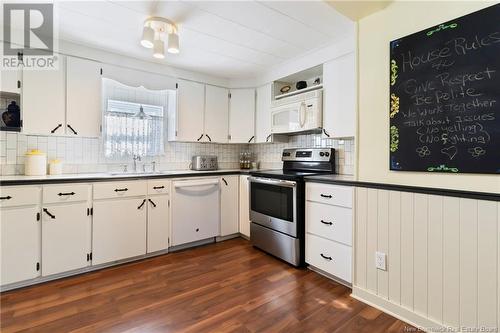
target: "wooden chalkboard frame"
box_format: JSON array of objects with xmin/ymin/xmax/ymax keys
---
[{"xmin": 389, "ymin": 4, "xmax": 500, "ymax": 174}]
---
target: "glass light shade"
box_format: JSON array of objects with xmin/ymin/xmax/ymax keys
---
[
  {"xmin": 140, "ymin": 26, "xmax": 154, "ymax": 48},
  {"xmin": 167, "ymin": 32, "xmax": 180, "ymax": 54},
  {"xmin": 153, "ymin": 39, "xmax": 165, "ymax": 59}
]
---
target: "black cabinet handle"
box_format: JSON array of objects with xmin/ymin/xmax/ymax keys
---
[
  {"xmin": 114, "ymin": 188, "xmax": 128, "ymax": 192},
  {"xmin": 148, "ymin": 199, "xmax": 156, "ymax": 207},
  {"xmin": 137, "ymin": 199, "xmax": 146, "ymax": 209},
  {"xmin": 153, "ymin": 186, "xmax": 165, "ymax": 190},
  {"xmin": 197, "ymin": 134, "xmax": 204, "ymax": 141},
  {"xmin": 323, "ymin": 128, "xmax": 330, "ymax": 137},
  {"xmin": 205, "ymin": 134, "xmax": 212, "ymax": 142},
  {"xmin": 51, "ymin": 124, "xmax": 62, "ymax": 133},
  {"xmin": 0, "ymin": 196, "xmax": 12, "ymax": 200},
  {"xmin": 43, "ymin": 208, "xmax": 56, "ymax": 219},
  {"xmin": 266, "ymin": 134, "xmax": 272, "ymax": 142},
  {"xmin": 58, "ymin": 192, "xmax": 75, "ymax": 196},
  {"xmin": 67, "ymin": 124, "xmax": 78, "ymax": 135},
  {"xmin": 320, "ymin": 220, "xmax": 333, "ymax": 226},
  {"xmin": 320, "ymin": 253, "xmax": 332, "ymax": 261},
  {"xmin": 222, "ymin": 178, "xmax": 228, "ymax": 186},
  {"xmin": 248, "ymin": 135, "xmax": 255, "ymax": 143},
  {"xmin": 320, "ymin": 194, "xmax": 332, "ymax": 198}
]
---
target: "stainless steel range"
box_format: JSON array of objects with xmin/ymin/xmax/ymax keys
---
[{"xmin": 249, "ymin": 148, "xmax": 335, "ymax": 266}]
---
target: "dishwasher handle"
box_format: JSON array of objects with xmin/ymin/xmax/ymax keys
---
[{"xmin": 174, "ymin": 179, "xmax": 220, "ymax": 189}]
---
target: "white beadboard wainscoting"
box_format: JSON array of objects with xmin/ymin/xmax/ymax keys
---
[{"xmin": 352, "ymin": 187, "xmax": 499, "ymax": 332}]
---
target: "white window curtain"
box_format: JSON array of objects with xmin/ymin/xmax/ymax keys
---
[{"xmin": 102, "ymin": 78, "xmax": 168, "ymax": 158}]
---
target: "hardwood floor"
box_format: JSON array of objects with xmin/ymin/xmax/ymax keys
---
[{"xmin": 1, "ymin": 238, "xmax": 414, "ymax": 332}]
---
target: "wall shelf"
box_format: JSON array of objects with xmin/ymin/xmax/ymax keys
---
[{"xmin": 274, "ymin": 84, "xmax": 323, "ymax": 100}]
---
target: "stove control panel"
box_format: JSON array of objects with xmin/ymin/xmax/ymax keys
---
[{"xmin": 282, "ymin": 148, "xmax": 334, "ymax": 162}]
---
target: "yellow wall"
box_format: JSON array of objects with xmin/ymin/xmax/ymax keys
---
[{"xmin": 357, "ymin": 1, "xmax": 500, "ymax": 194}]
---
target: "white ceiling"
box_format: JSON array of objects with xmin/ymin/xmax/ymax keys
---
[{"xmin": 54, "ymin": 1, "xmax": 354, "ymax": 79}]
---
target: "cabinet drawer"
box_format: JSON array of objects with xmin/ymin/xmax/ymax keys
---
[
  {"xmin": 93, "ymin": 181, "xmax": 147, "ymax": 199},
  {"xmin": 306, "ymin": 183, "xmax": 353, "ymax": 208},
  {"xmin": 306, "ymin": 201, "xmax": 352, "ymax": 246},
  {"xmin": 43, "ymin": 184, "xmax": 91, "ymax": 204},
  {"xmin": 306, "ymin": 233, "xmax": 352, "ymax": 283},
  {"xmin": 0, "ymin": 186, "xmax": 41, "ymax": 207},
  {"xmin": 147, "ymin": 180, "xmax": 170, "ymax": 195}
]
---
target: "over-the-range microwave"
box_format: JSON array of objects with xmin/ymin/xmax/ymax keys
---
[{"xmin": 270, "ymin": 90, "xmax": 322, "ymax": 134}]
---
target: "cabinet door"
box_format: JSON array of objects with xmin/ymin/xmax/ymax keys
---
[
  {"xmin": 147, "ymin": 194, "xmax": 169, "ymax": 253},
  {"xmin": 255, "ymin": 84, "xmax": 272, "ymax": 143},
  {"xmin": 175, "ymin": 79, "xmax": 205, "ymax": 142},
  {"xmin": 204, "ymin": 85, "xmax": 229, "ymax": 143},
  {"xmin": 92, "ymin": 198, "xmax": 146, "ymax": 265},
  {"xmin": 238, "ymin": 175, "xmax": 251, "ymax": 238},
  {"xmin": 22, "ymin": 55, "xmax": 66, "ymax": 135},
  {"xmin": 66, "ymin": 57, "xmax": 102, "ymax": 137},
  {"xmin": 1, "ymin": 68, "xmax": 21, "ymax": 94},
  {"xmin": 229, "ymin": 89, "xmax": 255, "ymax": 143},
  {"xmin": 41, "ymin": 202, "xmax": 90, "ymax": 276},
  {"xmin": 322, "ymin": 52, "xmax": 356, "ymax": 138},
  {"xmin": 220, "ymin": 176, "xmax": 239, "ymax": 236},
  {"xmin": 1, "ymin": 206, "xmax": 41, "ymax": 285}
]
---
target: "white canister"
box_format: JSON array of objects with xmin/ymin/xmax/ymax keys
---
[
  {"xmin": 49, "ymin": 159, "xmax": 63, "ymax": 175},
  {"xmin": 25, "ymin": 150, "xmax": 47, "ymax": 176}
]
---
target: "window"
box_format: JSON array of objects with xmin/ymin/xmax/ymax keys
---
[{"xmin": 102, "ymin": 79, "xmax": 168, "ymax": 158}]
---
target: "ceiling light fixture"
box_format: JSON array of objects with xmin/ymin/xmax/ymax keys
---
[{"xmin": 140, "ymin": 17, "xmax": 180, "ymax": 58}]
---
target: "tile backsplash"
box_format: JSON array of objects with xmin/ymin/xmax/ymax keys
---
[
  {"xmin": 0, "ymin": 132, "xmax": 354, "ymax": 176},
  {"xmin": 250, "ymin": 134, "xmax": 355, "ymax": 175}
]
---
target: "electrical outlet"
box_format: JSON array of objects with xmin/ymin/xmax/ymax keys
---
[{"xmin": 375, "ymin": 252, "xmax": 387, "ymax": 271}]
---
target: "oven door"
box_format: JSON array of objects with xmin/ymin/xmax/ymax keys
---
[{"xmin": 249, "ymin": 176, "xmax": 297, "ymax": 237}]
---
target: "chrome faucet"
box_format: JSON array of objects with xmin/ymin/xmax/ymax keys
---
[{"xmin": 133, "ymin": 155, "xmax": 141, "ymax": 172}]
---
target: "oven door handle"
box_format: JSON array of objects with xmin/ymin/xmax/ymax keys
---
[{"xmin": 248, "ymin": 176, "xmax": 297, "ymax": 187}]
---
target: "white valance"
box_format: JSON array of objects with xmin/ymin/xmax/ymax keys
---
[{"xmin": 101, "ymin": 64, "xmax": 177, "ymax": 91}]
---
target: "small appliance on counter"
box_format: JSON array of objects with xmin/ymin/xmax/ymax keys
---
[
  {"xmin": 191, "ymin": 155, "xmax": 218, "ymax": 171},
  {"xmin": 24, "ymin": 150, "xmax": 47, "ymax": 176}
]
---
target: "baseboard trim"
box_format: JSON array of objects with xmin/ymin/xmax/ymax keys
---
[{"xmin": 351, "ymin": 287, "xmax": 447, "ymax": 333}]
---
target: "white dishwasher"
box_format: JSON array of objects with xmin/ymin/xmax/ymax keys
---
[{"xmin": 171, "ymin": 178, "xmax": 220, "ymax": 246}]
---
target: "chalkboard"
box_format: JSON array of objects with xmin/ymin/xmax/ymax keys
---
[{"xmin": 389, "ymin": 4, "xmax": 500, "ymax": 174}]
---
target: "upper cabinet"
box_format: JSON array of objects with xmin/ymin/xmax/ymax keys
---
[
  {"xmin": 66, "ymin": 57, "xmax": 102, "ymax": 137},
  {"xmin": 322, "ymin": 52, "xmax": 356, "ymax": 138},
  {"xmin": 22, "ymin": 55, "xmax": 66, "ymax": 135},
  {"xmin": 22, "ymin": 55, "xmax": 102, "ymax": 137},
  {"xmin": 174, "ymin": 79, "xmax": 205, "ymax": 142},
  {"xmin": 255, "ymin": 84, "xmax": 272, "ymax": 143},
  {"xmin": 204, "ymin": 85, "xmax": 229, "ymax": 143},
  {"xmin": 229, "ymin": 89, "xmax": 255, "ymax": 143}
]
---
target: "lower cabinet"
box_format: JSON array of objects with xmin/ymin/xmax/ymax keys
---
[
  {"xmin": 0, "ymin": 205, "xmax": 41, "ymax": 285},
  {"xmin": 220, "ymin": 176, "xmax": 239, "ymax": 236},
  {"xmin": 41, "ymin": 202, "xmax": 91, "ymax": 275},
  {"xmin": 238, "ymin": 175, "xmax": 251, "ymax": 238},
  {"xmin": 147, "ymin": 194, "xmax": 170, "ymax": 253},
  {"xmin": 92, "ymin": 198, "xmax": 147, "ymax": 265}
]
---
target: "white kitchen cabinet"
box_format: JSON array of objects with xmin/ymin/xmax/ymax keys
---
[
  {"xmin": 22, "ymin": 55, "xmax": 66, "ymax": 135},
  {"xmin": 0, "ymin": 186, "xmax": 41, "ymax": 286},
  {"xmin": 147, "ymin": 195, "xmax": 169, "ymax": 253},
  {"xmin": 220, "ymin": 175, "xmax": 239, "ymax": 236},
  {"xmin": 174, "ymin": 79, "xmax": 205, "ymax": 142},
  {"xmin": 255, "ymin": 84, "xmax": 287, "ymax": 144},
  {"xmin": 92, "ymin": 197, "xmax": 147, "ymax": 265},
  {"xmin": 171, "ymin": 178, "xmax": 220, "ymax": 246},
  {"xmin": 229, "ymin": 89, "xmax": 255, "ymax": 143},
  {"xmin": 322, "ymin": 52, "xmax": 356, "ymax": 138},
  {"xmin": 204, "ymin": 85, "xmax": 229, "ymax": 143},
  {"xmin": 238, "ymin": 175, "xmax": 251, "ymax": 238},
  {"xmin": 0, "ymin": 206, "xmax": 41, "ymax": 286},
  {"xmin": 66, "ymin": 56, "xmax": 102, "ymax": 137},
  {"xmin": 1, "ymin": 68, "xmax": 21, "ymax": 94},
  {"xmin": 41, "ymin": 202, "xmax": 91, "ymax": 276}
]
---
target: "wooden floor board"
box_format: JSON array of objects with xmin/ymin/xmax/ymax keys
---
[{"xmin": 1, "ymin": 238, "xmax": 414, "ymax": 332}]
